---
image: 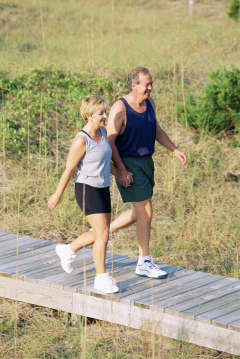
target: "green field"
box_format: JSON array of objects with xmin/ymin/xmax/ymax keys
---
[{"xmin": 1, "ymin": 0, "xmax": 240, "ymax": 358}]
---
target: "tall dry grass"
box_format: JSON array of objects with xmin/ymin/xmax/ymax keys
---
[
  {"xmin": 0, "ymin": 0, "xmax": 240, "ymax": 357},
  {"xmin": 0, "ymin": 298, "xmax": 238, "ymax": 359}
]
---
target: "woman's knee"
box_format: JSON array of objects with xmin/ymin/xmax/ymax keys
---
[{"xmin": 93, "ymin": 226, "xmax": 109, "ymax": 244}]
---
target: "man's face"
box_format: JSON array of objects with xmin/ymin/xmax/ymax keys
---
[{"xmin": 133, "ymin": 73, "xmax": 153, "ymax": 100}]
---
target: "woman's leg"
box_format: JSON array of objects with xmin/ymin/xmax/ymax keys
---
[
  {"xmin": 69, "ymin": 213, "xmax": 110, "ymax": 274},
  {"xmin": 69, "ymin": 229, "xmax": 95, "ymax": 252},
  {"xmin": 86, "ymin": 212, "xmax": 111, "ymax": 274}
]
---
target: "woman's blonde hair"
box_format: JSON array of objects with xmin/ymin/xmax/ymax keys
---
[{"xmin": 80, "ymin": 95, "xmax": 108, "ymax": 123}]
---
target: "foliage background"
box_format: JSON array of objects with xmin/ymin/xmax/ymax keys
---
[{"xmin": 1, "ymin": 0, "xmax": 240, "ymax": 358}]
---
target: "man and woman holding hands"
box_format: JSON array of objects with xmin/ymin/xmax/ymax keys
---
[{"xmin": 48, "ymin": 66, "xmax": 187, "ymax": 294}]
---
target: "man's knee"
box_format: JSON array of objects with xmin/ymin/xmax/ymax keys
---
[{"xmin": 133, "ymin": 199, "xmax": 153, "ymax": 222}]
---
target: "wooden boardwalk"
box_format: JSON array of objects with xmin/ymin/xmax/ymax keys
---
[{"xmin": 0, "ymin": 231, "xmax": 240, "ymax": 355}]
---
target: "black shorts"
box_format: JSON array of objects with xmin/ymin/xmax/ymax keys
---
[{"xmin": 75, "ymin": 183, "xmax": 111, "ymax": 216}]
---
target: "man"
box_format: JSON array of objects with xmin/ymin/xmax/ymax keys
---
[{"xmin": 107, "ymin": 67, "xmax": 187, "ymax": 279}]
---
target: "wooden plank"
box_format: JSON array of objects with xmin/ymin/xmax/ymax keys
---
[
  {"xmin": 181, "ymin": 285, "xmax": 240, "ymax": 314},
  {"xmin": 0, "ymin": 233, "xmax": 18, "ymax": 241},
  {"xmin": 0, "ymin": 234, "xmax": 45, "ymax": 247},
  {"xmin": 72, "ymin": 292, "xmax": 240, "ymax": 355},
  {"xmin": 0, "ymin": 237, "xmax": 40, "ymax": 251},
  {"xmin": 141, "ymin": 273, "xmax": 220, "ymax": 304},
  {"xmin": 51, "ymin": 263, "xmax": 97, "ymax": 289},
  {"xmin": 1, "ymin": 252, "xmax": 57, "ymax": 276},
  {"xmin": 0, "ymin": 244, "xmax": 56, "ymax": 267},
  {"xmin": 20, "ymin": 248, "xmax": 95, "ymax": 280},
  {"xmin": 158, "ymin": 277, "xmax": 238, "ymax": 307},
  {"xmin": 195, "ymin": 300, "xmax": 240, "ymax": 326},
  {"xmin": 122, "ymin": 270, "xmax": 207, "ymax": 303},
  {"xmin": 1, "ymin": 274, "xmax": 239, "ymax": 355},
  {"xmin": 212, "ymin": 307, "xmax": 240, "ymax": 328},
  {"xmin": 157, "ymin": 276, "xmax": 239, "ymax": 310},
  {"xmin": 0, "ymin": 240, "xmax": 53, "ymax": 259},
  {"xmin": 54, "ymin": 255, "xmax": 140, "ymax": 292},
  {"xmin": 40, "ymin": 250, "xmax": 95, "ymax": 284},
  {"xmin": 0, "ymin": 275, "xmax": 73, "ymax": 313},
  {"xmin": 228, "ymin": 320, "xmax": 240, "ymax": 332},
  {"xmin": 13, "ymin": 260, "xmax": 63, "ymax": 278},
  {"xmin": 170, "ymin": 284, "xmax": 240, "ymax": 319}
]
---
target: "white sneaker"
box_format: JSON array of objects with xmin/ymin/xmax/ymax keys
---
[
  {"xmin": 55, "ymin": 244, "xmax": 77, "ymax": 274},
  {"xmin": 135, "ymin": 255, "xmax": 167, "ymax": 279},
  {"xmin": 94, "ymin": 273, "xmax": 119, "ymax": 294}
]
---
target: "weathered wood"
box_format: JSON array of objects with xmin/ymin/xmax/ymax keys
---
[
  {"xmin": 0, "ymin": 245, "xmax": 56, "ymax": 267},
  {"xmin": 172, "ymin": 285, "xmax": 240, "ymax": 320},
  {"xmin": 157, "ymin": 276, "xmax": 239, "ymax": 310},
  {"xmin": 228, "ymin": 320, "xmax": 240, "ymax": 332},
  {"xmin": 0, "ymin": 232, "xmax": 240, "ymax": 355},
  {"xmin": 0, "ymin": 240, "xmax": 53, "ymax": 259}
]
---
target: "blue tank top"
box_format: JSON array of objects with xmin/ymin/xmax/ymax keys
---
[{"xmin": 115, "ymin": 98, "xmax": 156, "ymax": 157}]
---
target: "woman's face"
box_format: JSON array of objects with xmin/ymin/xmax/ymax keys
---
[{"xmin": 89, "ymin": 106, "xmax": 107, "ymax": 127}]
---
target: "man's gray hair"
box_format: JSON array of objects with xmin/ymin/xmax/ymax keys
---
[{"xmin": 127, "ymin": 66, "xmax": 150, "ymax": 91}]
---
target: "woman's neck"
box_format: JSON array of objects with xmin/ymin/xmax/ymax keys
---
[{"xmin": 82, "ymin": 125, "xmax": 102, "ymax": 141}]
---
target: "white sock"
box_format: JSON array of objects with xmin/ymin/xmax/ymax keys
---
[
  {"xmin": 138, "ymin": 255, "xmax": 150, "ymax": 265},
  {"xmin": 67, "ymin": 244, "xmax": 76, "ymax": 254},
  {"xmin": 96, "ymin": 272, "xmax": 108, "ymax": 278}
]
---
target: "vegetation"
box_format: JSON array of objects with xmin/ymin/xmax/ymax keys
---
[
  {"xmin": 1, "ymin": 0, "xmax": 240, "ymax": 358},
  {"xmin": 228, "ymin": 0, "xmax": 240, "ymax": 21},
  {"xmin": 0, "ymin": 299, "xmax": 238, "ymax": 359},
  {"xmin": 178, "ymin": 67, "xmax": 240, "ymax": 135},
  {"xmin": 0, "ymin": 68, "xmax": 126, "ymax": 156}
]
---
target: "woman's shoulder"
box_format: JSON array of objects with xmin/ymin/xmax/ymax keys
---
[{"xmin": 74, "ymin": 131, "xmax": 87, "ymax": 144}]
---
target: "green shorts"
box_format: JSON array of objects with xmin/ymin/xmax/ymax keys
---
[{"xmin": 115, "ymin": 156, "xmax": 155, "ymax": 203}]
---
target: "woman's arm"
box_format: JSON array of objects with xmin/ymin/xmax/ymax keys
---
[
  {"xmin": 110, "ymin": 161, "xmax": 118, "ymax": 177},
  {"xmin": 48, "ymin": 135, "xmax": 86, "ymax": 210}
]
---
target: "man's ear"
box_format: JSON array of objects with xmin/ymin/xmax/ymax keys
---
[{"xmin": 132, "ymin": 82, "xmax": 137, "ymax": 91}]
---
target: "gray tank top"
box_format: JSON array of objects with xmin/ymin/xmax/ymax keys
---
[{"xmin": 75, "ymin": 127, "xmax": 112, "ymax": 188}]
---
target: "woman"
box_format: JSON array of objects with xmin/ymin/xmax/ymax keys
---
[{"xmin": 48, "ymin": 95, "xmax": 119, "ymax": 294}]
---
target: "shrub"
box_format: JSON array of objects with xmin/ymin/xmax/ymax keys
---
[
  {"xmin": 0, "ymin": 68, "xmax": 126, "ymax": 156},
  {"xmin": 178, "ymin": 67, "xmax": 240, "ymax": 135},
  {"xmin": 228, "ymin": 0, "xmax": 240, "ymax": 21}
]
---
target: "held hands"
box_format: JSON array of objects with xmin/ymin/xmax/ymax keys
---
[
  {"xmin": 173, "ymin": 149, "xmax": 187, "ymax": 165},
  {"xmin": 117, "ymin": 168, "xmax": 133, "ymax": 187},
  {"xmin": 48, "ymin": 193, "xmax": 61, "ymax": 210}
]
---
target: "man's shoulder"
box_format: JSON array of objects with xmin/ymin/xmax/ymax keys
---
[
  {"xmin": 148, "ymin": 96, "xmax": 155, "ymax": 107},
  {"xmin": 112, "ymin": 98, "xmax": 126, "ymax": 111}
]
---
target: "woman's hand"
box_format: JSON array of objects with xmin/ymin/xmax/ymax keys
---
[
  {"xmin": 48, "ymin": 193, "xmax": 61, "ymax": 210},
  {"xmin": 117, "ymin": 168, "xmax": 133, "ymax": 187}
]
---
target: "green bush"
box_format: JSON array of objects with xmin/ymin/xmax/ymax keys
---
[
  {"xmin": 178, "ymin": 67, "xmax": 240, "ymax": 135},
  {"xmin": 0, "ymin": 68, "xmax": 126, "ymax": 156},
  {"xmin": 228, "ymin": 0, "xmax": 240, "ymax": 21}
]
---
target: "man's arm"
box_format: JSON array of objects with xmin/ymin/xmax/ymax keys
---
[
  {"xmin": 107, "ymin": 100, "xmax": 133, "ymax": 187},
  {"xmin": 149, "ymin": 98, "xmax": 187, "ymax": 165}
]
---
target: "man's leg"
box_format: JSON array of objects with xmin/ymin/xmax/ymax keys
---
[
  {"xmin": 132, "ymin": 198, "xmax": 167, "ymax": 279},
  {"xmin": 132, "ymin": 198, "xmax": 152, "ymax": 256},
  {"xmin": 110, "ymin": 198, "xmax": 152, "ymax": 256}
]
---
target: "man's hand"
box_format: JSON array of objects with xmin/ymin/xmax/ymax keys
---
[
  {"xmin": 117, "ymin": 168, "xmax": 133, "ymax": 187},
  {"xmin": 173, "ymin": 149, "xmax": 187, "ymax": 165}
]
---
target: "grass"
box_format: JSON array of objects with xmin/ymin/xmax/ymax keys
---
[
  {"xmin": 0, "ymin": 298, "xmax": 238, "ymax": 359},
  {"xmin": 1, "ymin": 0, "xmax": 240, "ymax": 357}
]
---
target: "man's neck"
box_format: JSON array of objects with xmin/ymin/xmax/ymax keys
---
[{"xmin": 127, "ymin": 92, "xmax": 146, "ymax": 108}]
